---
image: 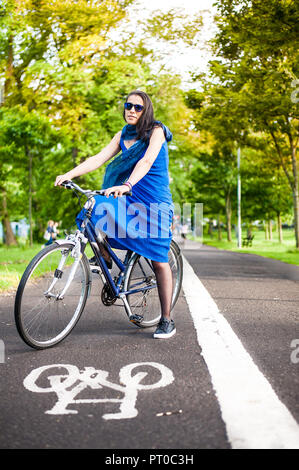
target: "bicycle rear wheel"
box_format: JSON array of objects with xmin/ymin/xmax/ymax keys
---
[
  {"xmin": 123, "ymin": 240, "xmax": 183, "ymax": 327},
  {"xmin": 14, "ymin": 242, "xmax": 91, "ymax": 349}
]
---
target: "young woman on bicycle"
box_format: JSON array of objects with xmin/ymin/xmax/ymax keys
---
[{"xmin": 55, "ymin": 90, "xmax": 176, "ymax": 339}]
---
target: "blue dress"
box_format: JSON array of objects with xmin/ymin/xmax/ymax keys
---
[{"xmin": 77, "ymin": 136, "xmax": 174, "ymax": 262}]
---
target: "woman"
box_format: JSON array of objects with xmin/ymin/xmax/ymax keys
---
[{"xmin": 55, "ymin": 90, "xmax": 175, "ymax": 339}]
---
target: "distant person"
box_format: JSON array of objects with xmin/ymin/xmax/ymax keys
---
[
  {"xmin": 181, "ymin": 223, "xmax": 188, "ymax": 246},
  {"xmin": 52, "ymin": 222, "xmax": 59, "ymax": 241},
  {"xmin": 172, "ymin": 215, "xmax": 181, "ymax": 236},
  {"xmin": 44, "ymin": 220, "xmax": 54, "ymax": 246}
]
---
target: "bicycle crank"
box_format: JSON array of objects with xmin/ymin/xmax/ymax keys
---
[{"xmin": 101, "ymin": 283, "xmax": 117, "ymax": 306}]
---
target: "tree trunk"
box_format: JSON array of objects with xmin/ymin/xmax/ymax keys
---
[
  {"xmin": 24, "ymin": 144, "xmax": 33, "ymax": 245},
  {"xmin": 217, "ymin": 214, "xmax": 222, "ymax": 241},
  {"xmin": 288, "ymin": 131, "xmax": 299, "ymax": 248},
  {"xmin": 28, "ymin": 150, "xmax": 33, "ymax": 246},
  {"xmin": 265, "ymin": 220, "xmax": 269, "ymax": 240},
  {"xmin": 225, "ymin": 192, "xmax": 232, "ymax": 242},
  {"xmin": 1, "ymin": 191, "xmax": 17, "ymax": 245},
  {"xmin": 268, "ymin": 219, "xmax": 273, "ymax": 241},
  {"xmin": 277, "ymin": 212, "xmax": 283, "ymax": 243},
  {"xmin": 208, "ymin": 219, "xmax": 213, "ymax": 237},
  {"xmin": 3, "ymin": 35, "xmax": 14, "ymax": 102},
  {"xmin": 292, "ymin": 191, "xmax": 299, "ymax": 248}
]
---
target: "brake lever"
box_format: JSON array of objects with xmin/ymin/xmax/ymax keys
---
[{"xmin": 61, "ymin": 180, "xmax": 73, "ymax": 189}]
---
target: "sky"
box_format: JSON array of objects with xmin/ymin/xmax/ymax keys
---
[
  {"xmin": 129, "ymin": 0, "xmax": 218, "ymax": 87},
  {"xmin": 134, "ymin": 0, "xmax": 216, "ymax": 14}
]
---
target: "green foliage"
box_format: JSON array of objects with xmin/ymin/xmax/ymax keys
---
[
  {"xmin": 186, "ymin": 0, "xmax": 298, "ymax": 243},
  {"xmin": 211, "ymin": 0, "xmax": 298, "ymax": 180},
  {"xmin": 0, "ymin": 105, "xmax": 62, "ymax": 216},
  {"xmin": 2, "ymin": 0, "xmax": 297, "ymax": 250},
  {"xmin": 0, "ymin": 0, "xmax": 201, "ymax": 242},
  {"xmin": 144, "ymin": 8, "xmax": 203, "ymax": 46}
]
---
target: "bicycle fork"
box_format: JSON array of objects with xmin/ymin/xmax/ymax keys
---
[{"xmin": 44, "ymin": 233, "xmax": 88, "ymax": 300}]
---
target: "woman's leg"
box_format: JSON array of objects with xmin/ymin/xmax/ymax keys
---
[{"xmin": 152, "ymin": 261, "xmax": 173, "ymax": 319}]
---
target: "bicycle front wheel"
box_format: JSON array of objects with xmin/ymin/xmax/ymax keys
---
[
  {"xmin": 14, "ymin": 242, "xmax": 91, "ymax": 349},
  {"xmin": 123, "ymin": 240, "xmax": 183, "ymax": 327}
]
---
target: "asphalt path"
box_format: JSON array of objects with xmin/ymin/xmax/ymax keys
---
[
  {"xmin": 182, "ymin": 241, "xmax": 299, "ymax": 426},
  {"xmin": 0, "ymin": 239, "xmax": 298, "ymax": 451}
]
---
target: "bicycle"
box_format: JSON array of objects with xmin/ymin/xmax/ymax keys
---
[{"xmin": 14, "ymin": 180, "xmax": 183, "ymax": 349}]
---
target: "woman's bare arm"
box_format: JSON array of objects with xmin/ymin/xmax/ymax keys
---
[{"xmin": 55, "ymin": 131, "xmax": 121, "ymax": 186}]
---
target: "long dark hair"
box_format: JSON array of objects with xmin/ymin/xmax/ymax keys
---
[{"xmin": 123, "ymin": 90, "xmax": 161, "ymax": 142}]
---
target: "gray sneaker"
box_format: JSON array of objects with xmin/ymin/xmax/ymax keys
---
[{"xmin": 153, "ymin": 318, "xmax": 176, "ymax": 339}]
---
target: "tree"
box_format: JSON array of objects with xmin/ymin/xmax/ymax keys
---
[
  {"xmin": 0, "ymin": 0, "xmax": 135, "ymax": 243},
  {"xmin": 211, "ymin": 0, "xmax": 299, "ymax": 245},
  {"xmin": 239, "ymin": 144, "xmax": 293, "ymax": 240},
  {"xmin": 0, "ymin": 0, "xmax": 205, "ymax": 243},
  {"xmin": 185, "ymin": 81, "xmax": 249, "ymax": 242},
  {"xmin": 0, "ymin": 106, "xmax": 63, "ymax": 244}
]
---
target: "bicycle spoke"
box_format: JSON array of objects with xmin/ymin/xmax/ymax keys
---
[
  {"xmin": 15, "ymin": 243, "xmax": 89, "ymax": 349},
  {"xmin": 123, "ymin": 240, "xmax": 183, "ymax": 327}
]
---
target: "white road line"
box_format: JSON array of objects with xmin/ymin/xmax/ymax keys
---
[{"xmin": 182, "ymin": 255, "xmax": 299, "ymax": 449}]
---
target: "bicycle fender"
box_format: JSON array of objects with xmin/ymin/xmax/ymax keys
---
[{"xmin": 54, "ymin": 239, "xmax": 76, "ymax": 246}]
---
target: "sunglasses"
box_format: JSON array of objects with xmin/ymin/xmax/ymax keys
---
[{"xmin": 124, "ymin": 102, "xmax": 144, "ymax": 113}]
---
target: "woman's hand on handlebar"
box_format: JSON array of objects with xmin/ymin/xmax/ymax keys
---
[
  {"xmin": 55, "ymin": 173, "xmax": 73, "ymax": 186},
  {"xmin": 104, "ymin": 185, "xmax": 131, "ymax": 198}
]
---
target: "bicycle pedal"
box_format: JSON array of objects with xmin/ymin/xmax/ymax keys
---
[{"xmin": 129, "ymin": 314, "xmax": 144, "ymax": 324}]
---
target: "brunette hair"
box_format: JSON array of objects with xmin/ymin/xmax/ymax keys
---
[{"xmin": 123, "ymin": 90, "xmax": 161, "ymax": 142}]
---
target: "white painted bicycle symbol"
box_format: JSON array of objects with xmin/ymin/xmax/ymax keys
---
[{"xmin": 23, "ymin": 362, "xmax": 174, "ymax": 420}]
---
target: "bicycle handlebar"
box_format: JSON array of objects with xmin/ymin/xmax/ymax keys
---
[{"xmin": 61, "ymin": 180, "xmax": 132, "ymax": 197}]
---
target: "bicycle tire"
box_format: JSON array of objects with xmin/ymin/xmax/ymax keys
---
[
  {"xmin": 169, "ymin": 239, "xmax": 183, "ymax": 308},
  {"xmin": 14, "ymin": 242, "xmax": 90, "ymax": 349},
  {"xmin": 123, "ymin": 239, "xmax": 183, "ymax": 327}
]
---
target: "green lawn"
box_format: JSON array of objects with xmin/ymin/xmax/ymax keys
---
[
  {"xmin": 0, "ymin": 243, "xmax": 42, "ymax": 292},
  {"xmin": 196, "ymin": 228, "xmax": 299, "ymax": 266},
  {"xmin": 0, "ymin": 242, "xmax": 94, "ymax": 293}
]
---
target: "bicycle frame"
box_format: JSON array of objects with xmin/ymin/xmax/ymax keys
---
[
  {"xmin": 83, "ymin": 217, "xmax": 157, "ymax": 296},
  {"xmin": 84, "ymin": 217, "xmax": 126, "ymax": 297}
]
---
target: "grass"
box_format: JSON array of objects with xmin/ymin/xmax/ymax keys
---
[
  {"xmin": 194, "ymin": 228, "xmax": 299, "ymax": 266},
  {"xmin": 0, "ymin": 243, "xmax": 42, "ymax": 293},
  {"xmin": 0, "ymin": 241, "xmax": 94, "ymax": 294}
]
